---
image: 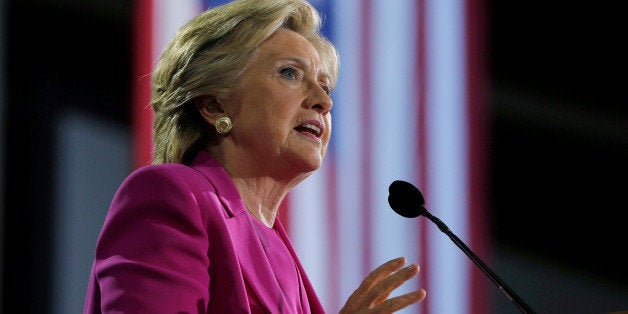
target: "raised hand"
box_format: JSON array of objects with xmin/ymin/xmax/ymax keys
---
[{"xmin": 340, "ymin": 257, "xmax": 426, "ymax": 313}]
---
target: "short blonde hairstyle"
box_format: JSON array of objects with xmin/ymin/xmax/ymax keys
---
[{"xmin": 151, "ymin": 0, "xmax": 339, "ymax": 165}]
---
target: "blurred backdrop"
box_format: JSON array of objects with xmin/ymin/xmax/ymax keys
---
[{"xmin": 1, "ymin": 0, "xmax": 627, "ymax": 313}]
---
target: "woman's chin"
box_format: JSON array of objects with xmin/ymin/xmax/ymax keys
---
[{"xmin": 284, "ymin": 156, "xmax": 323, "ymax": 177}]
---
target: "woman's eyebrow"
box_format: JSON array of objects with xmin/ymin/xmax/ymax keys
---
[
  {"xmin": 281, "ymin": 56, "xmax": 311, "ymax": 70},
  {"xmin": 282, "ymin": 56, "xmax": 330, "ymax": 82}
]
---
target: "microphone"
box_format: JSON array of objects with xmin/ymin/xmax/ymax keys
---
[{"xmin": 388, "ymin": 180, "xmax": 536, "ymax": 314}]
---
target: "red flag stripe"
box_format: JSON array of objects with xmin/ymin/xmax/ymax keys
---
[
  {"xmin": 132, "ymin": 0, "xmax": 154, "ymax": 169},
  {"xmin": 359, "ymin": 0, "xmax": 374, "ymax": 278},
  {"xmin": 416, "ymin": 0, "xmax": 429, "ymax": 312},
  {"xmin": 465, "ymin": 0, "xmax": 490, "ymax": 312}
]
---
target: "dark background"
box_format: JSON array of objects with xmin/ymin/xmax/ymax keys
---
[
  {"xmin": 490, "ymin": 0, "xmax": 626, "ymax": 281},
  {"xmin": 2, "ymin": 0, "xmax": 627, "ymax": 313}
]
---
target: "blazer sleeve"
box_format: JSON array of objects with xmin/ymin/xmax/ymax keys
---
[{"xmin": 93, "ymin": 165, "xmax": 211, "ymax": 313}]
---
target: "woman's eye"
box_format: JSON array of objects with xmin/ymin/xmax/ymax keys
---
[
  {"xmin": 321, "ymin": 85, "xmax": 332, "ymax": 95},
  {"xmin": 279, "ymin": 66, "xmax": 298, "ymax": 80}
]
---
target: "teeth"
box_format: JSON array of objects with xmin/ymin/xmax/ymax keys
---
[{"xmin": 303, "ymin": 123, "xmax": 321, "ymax": 135}]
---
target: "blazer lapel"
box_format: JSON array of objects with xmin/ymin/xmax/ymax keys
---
[
  {"xmin": 227, "ymin": 214, "xmax": 288, "ymax": 313},
  {"xmin": 191, "ymin": 151, "xmax": 287, "ymax": 313}
]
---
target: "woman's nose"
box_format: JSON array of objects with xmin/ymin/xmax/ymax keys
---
[{"xmin": 307, "ymin": 83, "xmax": 333, "ymax": 114}]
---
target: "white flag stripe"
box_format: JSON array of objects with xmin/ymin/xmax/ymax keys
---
[
  {"xmin": 370, "ymin": 0, "xmax": 421, "ymax": 304},
  {"xmin": 291, "ymin": 168, "xmax": 331, "ymax": 308},
  {"xmin": 153, "ymin": 0, "xmax": 202, "ymax": 62},
  {"xmin": 425, "ymin": 0, "xmax": 470, "ymax": 313}
]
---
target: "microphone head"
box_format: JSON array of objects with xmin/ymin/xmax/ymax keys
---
[{"xmin": 388, "ymin": 180, "xmax": 426, "ymax": 218}]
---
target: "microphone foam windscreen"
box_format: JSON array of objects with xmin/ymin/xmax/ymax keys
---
[{"xmin": 388, "ymin": 180, "xmax": 425, "ymax": 218}]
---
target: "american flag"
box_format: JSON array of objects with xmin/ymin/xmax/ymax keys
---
[{"xmin": 132, "ymin": 0, "xmax": 490, "ymax": 313}]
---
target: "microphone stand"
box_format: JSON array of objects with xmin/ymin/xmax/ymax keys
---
[{"xmin": 421, "ymin": 209, "xmax": 536, "ymax": 314}]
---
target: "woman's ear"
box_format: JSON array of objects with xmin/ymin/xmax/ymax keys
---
[{"xmin": 195, "ymin": 95, "xmax": 225, "ymax": 125}]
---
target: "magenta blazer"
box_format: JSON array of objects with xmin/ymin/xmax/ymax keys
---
[{"xmin": 84, "ymin": 151, "xmax": 325, "ymax": 313}]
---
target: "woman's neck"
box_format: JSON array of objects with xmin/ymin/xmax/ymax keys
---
[{"xmin": 231, "ymin": 176, "xmax": 288, "ymax": 228}]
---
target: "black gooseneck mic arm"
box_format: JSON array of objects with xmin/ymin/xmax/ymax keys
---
[{"xmin": 388, "ymin": 180, "xmax": 536, "ymax": 314}]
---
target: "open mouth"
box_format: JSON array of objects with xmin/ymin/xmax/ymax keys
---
[{"xmin": 294, "ymin": 121, "xmax": 323, "ymax": 138}]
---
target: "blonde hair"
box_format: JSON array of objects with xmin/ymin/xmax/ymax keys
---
[{"xmin": 150, "ymin": 0, "xmax": 339, "ymax": 165}]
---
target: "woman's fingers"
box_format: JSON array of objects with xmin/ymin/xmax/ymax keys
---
[
  {"xmin": 369, "ymin": 263, "xmax": 419, "ymax": 305},
  {"xmin": 371, "ymin": 289, "xmax": 427, "ymax": 314},
  {"xmin": 347, "ymin": 257, "xmax": 405, "ymax": 304},
  {"xmin": 341, "ymin": 257, "xmax": 426, "ymax": 313}
]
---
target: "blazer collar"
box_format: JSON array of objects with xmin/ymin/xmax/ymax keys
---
[{"xmin": 189, "ymin": 150, "xmax": 245, "ymax": 218}]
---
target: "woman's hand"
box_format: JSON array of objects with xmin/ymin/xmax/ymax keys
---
[{"xmin": 340, "ymin": 257, "xmax": 426, "ymax": 313}]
